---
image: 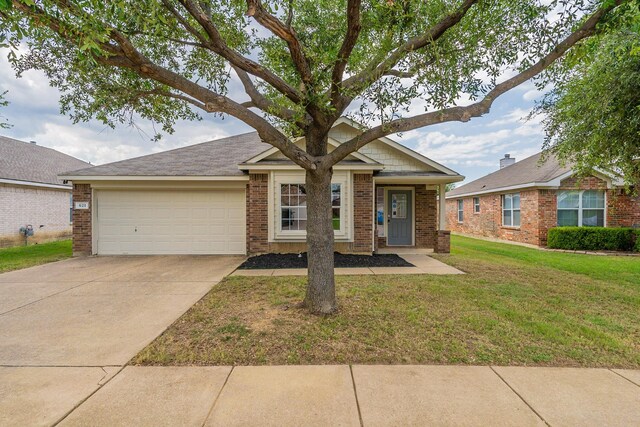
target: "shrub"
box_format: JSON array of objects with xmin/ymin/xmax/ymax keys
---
[
  {"xmin": 635, "ymin": 230, "xmax": 640, "ymax": 253},
  {"xmin": 547, "ymin": 227, "xmax": 636, "ymax": 251}
]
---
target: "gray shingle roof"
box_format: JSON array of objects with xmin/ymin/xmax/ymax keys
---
[
  {"xmin": 446, "ymin": 152, "xmax": 572, "ymax": 198},
  {"xmin": 0, "ymin": 135, "xmax": 91, "ymax": 186},
  {"xmin": 375, "ymin": 171, "xmax": 450, "ymax": 177},
  {"xmin": 65, "ymin": 132, "xmax": 270, "ymax": 177}
]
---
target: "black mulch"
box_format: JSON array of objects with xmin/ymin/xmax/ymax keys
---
[{"xmin": 238, "ymin": 252, "xmax": 414, "ymax": 269}]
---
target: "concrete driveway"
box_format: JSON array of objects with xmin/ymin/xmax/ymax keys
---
[{"xmin": 0, "ymin": 255, "xmax": 243, "ymax": 426}]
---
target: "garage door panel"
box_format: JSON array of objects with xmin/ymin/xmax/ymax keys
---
[{"xmin": 96, "ymin": 189, "xmax": 246, "ymax": 255}]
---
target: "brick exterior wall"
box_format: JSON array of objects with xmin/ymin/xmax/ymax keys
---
[
  {"xmin": 608, "ymin": 188, "xmax": 640, "ymax": 228},
  {"xmin": 447, "ymin": 175, "xmax": 640, "ymax": 247},
  {"xmin": 352, "ymin": 174, "xmax": 374, "ymax": 252},
  {"xmin": 246, "ymin": 174, "xmax": 269, "ymax": 254},
  {"xmin": 1, "ymin": 183, "xmax": 73, "ymax": 247},
  {"xmin": 416, "ymin": 186, "xmax": 437, "ymax": 248},
  {"xmin": 446, "ymin": 189, "xmax": 542, "ymax": 246},
  {"xmin": 435, "ymin": 230, "xmax": 451, "ymax": 253},
  {"xmin": 72, "ymin": 183, "xmax": 92, "ymax": 256}
]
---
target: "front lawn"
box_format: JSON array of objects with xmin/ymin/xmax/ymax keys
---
[
  {"xmin": 0, "ymin": 240, "xmax": 72, "ymax": 273},
  {"xmin": 133, "ymin": 235, "xmax": 640, "ymax": 367}
]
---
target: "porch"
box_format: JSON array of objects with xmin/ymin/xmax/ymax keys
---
[{"xmin": 373, "ymin": 175, "xmax": 453, "ymax": 254}]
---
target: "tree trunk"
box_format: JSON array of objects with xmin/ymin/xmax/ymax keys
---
[{"xmin": 303, "ymin": 167, "xmax": 337, "ymax": 314}]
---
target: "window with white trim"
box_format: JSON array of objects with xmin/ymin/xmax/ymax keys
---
[
  {"xmin": 557, "ymin": 190, "xmax": 605, "ymax": 227},
  {"xmin": 279, "ymin": 183, "xmax": 342, "ymax": 232},
  {"xmin": 69, "ymin": 193, "xmax": 73, "ymax": 223},
  {"xmin": 502, "ymin": 193, "xmax": 521, "ymax": 227},
  {"xmin": 280, "ymin": 184, "xmax": 307, "ymax": 231},
  {"xmin": 473, "ymin": 197, "xmax": 480, "ymax": 213},
  {"xmin": 457, "ymin": 199, "xmax": 463, "ymax": 222}
]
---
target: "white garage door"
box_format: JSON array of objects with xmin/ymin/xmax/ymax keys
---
[{"xmin": 96, "ymin": 189, "xmax": 246, "ymax": 255}]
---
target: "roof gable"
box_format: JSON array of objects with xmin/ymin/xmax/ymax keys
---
[
  {"xmin": 0, "ymin": 135, "xmax": 90, "ymax": 186},
  {"xmin": 243, "ymin": 136, "xmax": 379, "ymax": 165},
  {"xmin": 330, "ymin": 118, "xmax": 459, "ymax": 175}
]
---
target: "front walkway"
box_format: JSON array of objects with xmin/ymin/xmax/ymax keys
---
[
  {"xmin": 232, "ymin": 254, "xmax": 464, "ymax": 277},
  {"xmin": 5, "ymin": 364, "xmax": 637, "ymax": 426}
]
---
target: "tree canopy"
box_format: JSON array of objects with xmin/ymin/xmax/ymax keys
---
[
  {"xmin": 0, "ymin": 1, "xmax": 628, "ymax": 159},
  {"xmin": 538, "ymin": 7, "xmax": 640, "ymax": 186}
]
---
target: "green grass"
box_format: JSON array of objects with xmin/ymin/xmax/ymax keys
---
[
  {"xmin": 0, "ymin": 240, "xmax": 72, "ymax": 273},
  {"xmin": 133, "ymin": 235, "xmax": 640, "ymax": 367}
]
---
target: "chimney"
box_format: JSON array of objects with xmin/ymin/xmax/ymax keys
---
[{"xmin": 500, "ymin": 154, "xmax": 515, "ymax": 169}]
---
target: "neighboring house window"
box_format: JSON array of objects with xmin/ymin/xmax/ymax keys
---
[
  {"xmin": 473, "ymin": 197, "xmax": 480, "ymax": 213},
  {"xmin": 557, "ymin": 190, "xmax": 605, "ymax": 227},
  {"xmin": 280, "ymin": 183, "xmax": 342, "ymax": 232},
  {"xmin": 69, "ymin": 194, "xmax": 73, "ymax": 223},
  {"xmin": 502, "ymin": 193, "xmax": 521, "ymax": 227},
  {"xmin": 457, "ymin": 199, "xmax": 464, "ymax": 222}
]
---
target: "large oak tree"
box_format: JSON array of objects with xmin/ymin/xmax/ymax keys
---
[{"xmin": 0, "ymin": 0, "xmax": 630, "ymax": 313}]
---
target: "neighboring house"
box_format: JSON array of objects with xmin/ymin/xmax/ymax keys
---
[
  {"xmin": 0, "ymin": 136, "xmax": 91, "ymax": 247},
  {"xmin": 60, "ymin": 118, "xmax": 463, "ymax": 256},
  {"xmin": 445, "ymin": 152, "xmax": 640, "ymax": 247}
]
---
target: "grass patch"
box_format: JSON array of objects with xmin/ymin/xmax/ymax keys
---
[
  {"xmin": 0, "ymin": 240, "xmax": 72, "ymax": 273},
  {"xmin": 133, "ymin": 235, "xmax": 640, "ymax": 367}
]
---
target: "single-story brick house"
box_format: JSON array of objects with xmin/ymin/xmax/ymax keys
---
[
  {"xmin": 445, "ymin": 152, "xmax": 640, "ymax": 246},
  {"xmin": 61, "ymin": 118, "xmax": 463, "ymax": 256},
  {"xmin": 1, "ymin": 135, "xmax": 91, "ymax": 247}
]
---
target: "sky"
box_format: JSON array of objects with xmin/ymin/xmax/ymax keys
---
[{"xmin": 0, "ymin": 56, "xmax": 547, "ymax": 185}]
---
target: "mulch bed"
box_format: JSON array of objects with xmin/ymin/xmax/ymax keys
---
[{"xmin": 238, "ymin": 252, "xmax": 414, "ymax": 269}]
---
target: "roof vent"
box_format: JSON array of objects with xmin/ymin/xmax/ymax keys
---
[
  {"xmin": 29, "ymin": 140, "xmax": 37, "ymax": 144},
  {"xmin": 500, "ymin": 154, "xmax": 515, "ymax": 169}
]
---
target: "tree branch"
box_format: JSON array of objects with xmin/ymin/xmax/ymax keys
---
[
  {"xmin": 232, "ymin": 65, "xmax": 309, "ymax": 129},
  {"xmin": 333, "ymin": 0, "xmax": 478, "ymax": 113},
  {"xmin": 173, "ymin": 0, "xmax": 304, "ymax": 104},
  {"xmin": 330, "ymin": 0, "xmax": 361, "ymax": 102},
  {"xmin": 245, "ymin": 0, "xmax": 313, "ymax": 89},
  {"xmin": 383, "ymin": 70, "xmax": 414, "ymax": 78},
  {"xmin": 324, "ymin": 2, "xmax": 619, "ymax": 167}
]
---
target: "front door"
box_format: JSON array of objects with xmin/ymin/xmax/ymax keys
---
[{"xmin": 387, "ymin": 190, "xmax": 412, "ymax": 246}]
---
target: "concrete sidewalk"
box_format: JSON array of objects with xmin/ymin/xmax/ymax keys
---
[{"xmin": 3, "ymin": 365, "xmax": 637, "ymax": 426}]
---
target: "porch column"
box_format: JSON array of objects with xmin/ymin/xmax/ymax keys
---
[
  {"xmin": 436, "ymin": 183, "xmax": 451, "ymax": 253},
  {"xmin": 438, "ymin": 183, "xmax": 447, "ymax": 230}
]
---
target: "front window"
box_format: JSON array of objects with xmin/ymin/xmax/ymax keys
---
[
  {"xmin": 502, "ymin": 193, "xmax": 521, "ymax": 227},
  {"xmin": 557, "ymin": 190, "xmax": 605, "ymax": 227},
  {"xmin": 473, "ymin": 197, "xmax": 480, "ymax": 213},
  {"xmin": 457, "ymin": 199, "xmax": 463, "ymax": 222},
  {"xmin": 69, "ymin": 194, "xmax": 73, "ymax": 223},
  {"xmin": 331, "ymin": 183, "xmax": 341, "ymax": 230},
  {"xmin": 281, "ymin": 184, "xmax": 307, "ymax": 231},
  {"xmin": 280, "ymin": 183, "xmax": 342, "ymax": 232}
]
